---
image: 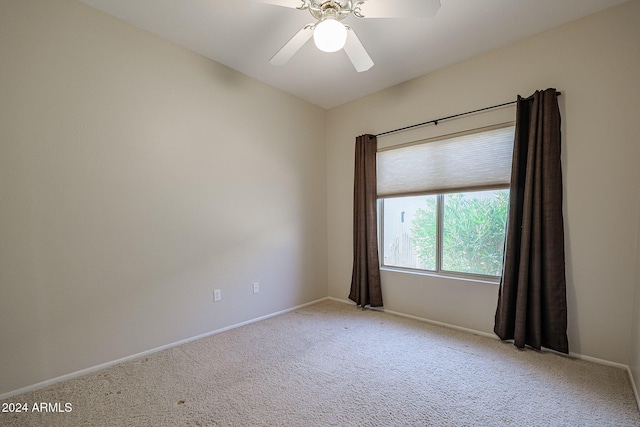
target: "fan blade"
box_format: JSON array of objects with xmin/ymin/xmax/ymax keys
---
[
  {"xmin": 343, "ymin": 26, "xmax": 374, "ymax": 72},
  {"xmin": 269, "ymin": 24, "xmax": 314, "ymax": 66},
  {"xmin": 254, "ymin": 0, "xmax": 306, "ymax": 8},
  {"xmin": 356, "ymin": 0, "xmax": 441, "ymax": 18}
]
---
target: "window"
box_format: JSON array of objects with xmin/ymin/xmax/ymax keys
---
[
  {"xmin": 380, "ymin": 189, "xmax": 509, "ymax": 278},
  {"xmin": 377, "ymin": 124, "xmax": 514, "ymax": 280}
]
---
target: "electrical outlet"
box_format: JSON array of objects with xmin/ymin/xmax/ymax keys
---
[
  {"xmin": 253, "ymin": 282, "xmax": 260, "ymax": 294},
  {"xmin": 214, "ymin": 289, "xmax": 221, "ymax": 301}
]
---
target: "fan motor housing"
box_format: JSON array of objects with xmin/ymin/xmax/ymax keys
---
[{"xmin": 308, "ymin": 0, "xmax": 356, "ymax": 21}]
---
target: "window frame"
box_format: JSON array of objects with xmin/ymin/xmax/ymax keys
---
[{"xmin": 378, "ymin": 187, "xmax": 509, "ymax": 284}]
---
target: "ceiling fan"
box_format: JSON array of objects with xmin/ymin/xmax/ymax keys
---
[{"xmin": 256, "ymin": 0, "xmax": 441, "ymax": 72}]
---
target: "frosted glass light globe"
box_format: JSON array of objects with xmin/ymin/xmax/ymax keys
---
[{"xmin": 313, "ymin": 18, "xmax": 347, "ymax": 53}]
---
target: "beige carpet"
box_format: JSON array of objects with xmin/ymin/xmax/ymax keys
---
[{"xmin": 1, "ymin": 299, "xmax": 639, "ymax": 426}]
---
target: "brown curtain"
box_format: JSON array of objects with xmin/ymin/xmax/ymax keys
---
[
  {"xmin": 494, "ymin": 88, "xmax": 568, "ymax": 353},
  {"xmin": 349, "ymin": 134, "xmax": 383, "ymax": 307}
]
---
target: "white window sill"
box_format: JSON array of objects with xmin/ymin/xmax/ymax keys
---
[{"xmin": 380, "ymin": 266, "xmax": 500, "ymax": 285}]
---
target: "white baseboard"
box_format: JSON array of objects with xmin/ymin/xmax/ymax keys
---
[
  {"xmin": 0, "ymin": 297, "xmax": 330, "ymax": 401},
  {"xmin": 327, "ymin": 296, "xmax": 497, "ymax": 340},
  {"xmin": 327, "ymin": 296, "xmax": 634, "ymax": 370}
]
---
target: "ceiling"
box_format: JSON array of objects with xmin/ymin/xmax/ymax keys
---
[{"xmin": 78, "ymin": 0, "xmax": 627, "ymax": 109}]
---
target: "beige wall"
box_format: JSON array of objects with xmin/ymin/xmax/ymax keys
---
[
  {"xmin": 631, "ymin": 189, "xmax": 640, "ymax": 398},
  {"xmin": 0, "ymin": 0, "xmax": 327, "ymax": 396},
  {"xmin": 327, "ymin": 0, "xmax": 640, "ymax": 365}
]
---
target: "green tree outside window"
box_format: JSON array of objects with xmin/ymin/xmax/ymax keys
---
[{"xmin": 410, "ymin": 190, "xmax": 509, "ymax": 276}]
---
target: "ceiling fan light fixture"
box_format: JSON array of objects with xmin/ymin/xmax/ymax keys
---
[{"xmin": 313, "ymin": 17, "xmax": 347, "ymax": 53}]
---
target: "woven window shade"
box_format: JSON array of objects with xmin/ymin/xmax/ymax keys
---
[{"xmin": 377, "ymin": 124, "xmax": 515, "ymax": 198}]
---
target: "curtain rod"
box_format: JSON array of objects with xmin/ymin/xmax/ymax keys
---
[{"xmin": 374, "ymin": 91, "xmax": 562, "ymax": 138}]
